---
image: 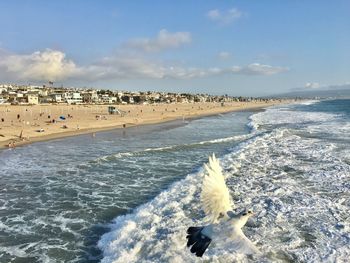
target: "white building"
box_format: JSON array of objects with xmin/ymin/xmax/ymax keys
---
[
  {"xmin": 65, "ymin": 92, "xmax": 83, "ymax": 104},
  {"xmin": 109, "ymin": 96, "xmax": 118, "ymax": 103},
  {"xmin": 27, "ymin": 94, "xmax": 39, "ymax": 105},
  {"xmin": 0, "ymin": 97, "xmax": 7, "ymax": 104},
  {"xmin": 82, "ymin": 91, "xmax": 99, "ymax": 103},
  {"xmin": 50, "ymin": 94, "xmax": 63, "ymax": 103},
  {"xmin": 100, "ymin": 94, "xmax": 117, "ymax": 104}
]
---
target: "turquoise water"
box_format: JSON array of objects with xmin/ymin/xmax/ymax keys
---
[{"xmin": 1, "ymin": 100, "xmax": 349, "ymax": 262}]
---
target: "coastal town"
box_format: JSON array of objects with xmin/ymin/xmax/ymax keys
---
[
  {"xmin": 0, "ymin": 83, "xmax": 286, "ymax": 149},
  {"xmin": 0, "ymin": 83, "xmax": 271, "ymax": 105}
]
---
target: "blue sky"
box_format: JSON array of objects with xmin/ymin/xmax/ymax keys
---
[{"xmin": 0, "ymin": 0, "xmax": 349, "ymax": 96}]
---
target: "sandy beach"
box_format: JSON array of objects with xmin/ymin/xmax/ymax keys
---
[{"xmin": 0, "ymin": 101, "xmax": 286, "ymax": 148}]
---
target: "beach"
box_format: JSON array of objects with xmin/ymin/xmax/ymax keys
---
[
  {"xmin": 1, "ymin": 99, "xmax": 349, "ymax": 262},
  {"xmin": 0, "ymin": 100, "xmax": 285, "ymax": 148}
]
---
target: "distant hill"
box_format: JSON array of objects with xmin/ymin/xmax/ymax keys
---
[{"xmin": 271, "ymin": 85, "xmax": 350, "ymax": 99}]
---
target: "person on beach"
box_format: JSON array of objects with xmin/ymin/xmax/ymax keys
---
[
  {"xmin": 8, "ymin": 141, "xmax": 15, "ymax": 148},
  {"xmin": 19, "ymin": 130, "xmax": 24, "ymax": 140}
]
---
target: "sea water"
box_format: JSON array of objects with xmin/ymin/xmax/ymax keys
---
[{"xmin": 0, "ymin": 100, "xmax": 349, "ymax": 262}]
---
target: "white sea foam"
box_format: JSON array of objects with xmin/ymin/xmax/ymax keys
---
[
  {"xmin": 92, "ymin": 134, "xmax": 251, "ymax": 164},
  {"xmin": 297, "ymin": 100, "xmax": 319, "ymax": 105},
  {"xmin": 99, "ymin": 102, "xmax": 350, "ymax": 262},
  {"xmin": 306, "ymin": 121, "xmax": 350, "ymax": 139},
  {"xmin": 98, "ymin": 172, "xmax": 201, "ymax": 263},
  {"xmin": 249, "ymin": 107, "xmax": 338, "ymax": 130},
  {"xmin": 198, "ymin": 134, "xmax": 250, "ymax": 145}
]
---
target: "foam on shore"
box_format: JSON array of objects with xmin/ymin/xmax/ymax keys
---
[{"xmin": 98, "ymin": 101, "xmax": 350, "ymax": 262}]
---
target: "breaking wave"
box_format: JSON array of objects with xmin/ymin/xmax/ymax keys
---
[
  {"xmin": 98, "ymin": 100, "xmax": 350, "ymax": 262},
  {"xmin": 92, "ymin": 134, "xmax": 252, "ymax": 164}
]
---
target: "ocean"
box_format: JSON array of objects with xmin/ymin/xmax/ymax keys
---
[{"xmin": 0, "ymin": 99, "xmax": 349, "ymax": 262}]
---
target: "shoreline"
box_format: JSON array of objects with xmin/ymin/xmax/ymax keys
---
[{"xmin": 0, "ymin": 101, "xmax": 289, "ymax": 149}]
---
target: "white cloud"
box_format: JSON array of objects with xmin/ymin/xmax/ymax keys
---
[
  {"xmin": 85, "ymin": 56, "xmax": 167, "ymax": 79},
  {"xmin": 207, "ymin": 9, "xmax": 220, "ymax": 19},
  {"xmin": 291, "ymin": 82, "xmax": 350, "ymax": 92},
  {"xmin": 82, "ymin": 60, "xmax": 288, "ymax": 80},
  {"xmin": 0, "ymin": 49, "xmax": 81, "ymax": 81},
  {"xmin": 305, "ymin": 82, "xmax": 320, "ymax": 89},
  {"xmin": 0, "ymin": 49, "xmax": 288, "ymax": 82},
  {"xmin": 207, "ymin": 8, "xmax": 242, "ymax": 25},
  {"xmin": 238, "ymin": 63, "xmax": 289, "ymax": 75},
  {"xmin": 218, "ymin": 51, "xmax": 231, "ymax": 60},
  {"xmin": 124, "ymin": 29, "xmax": 191, "ymax": 52}
]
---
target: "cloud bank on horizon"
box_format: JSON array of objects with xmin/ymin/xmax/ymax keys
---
[{"xmin": 0, "ymin": 45, "xmax": 288, "ymax": 82}]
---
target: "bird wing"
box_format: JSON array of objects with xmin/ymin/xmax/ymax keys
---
[
  {"xmin": 228, "ymin": 227, "xmax": 260, "ymax": 255},
  {"xmin": 201, "ymin": 154, "xmax": 233, "ymax": 223}
]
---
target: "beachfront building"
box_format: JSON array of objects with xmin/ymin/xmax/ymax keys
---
[
  {"xmin": 27, "ymin": 94, "xmax": 39, "ymax": 105},
  {"xmin": 82, "ymin": 90, "xmax": 99, "ymax": 103},
  {"xmin": 38, "ymin": 88, "xmax": 49, "ymax": 97},
  {"xmin": 64, "ymin": 92, "xmax": 83, "ymax": 104},
  {"xmin": 0, "ymin": 96, "xmax": 7, "ymax": 104},
  {"xmin": 50, "ymin": 93, "xmax": 63, "ymax": 103},
  {"xmin": 109, "ymin": 96, "xmax": 118, "ymax": 103},
  {"xmin": 193, "ymin": 95, "xmax": 207, "ymax": 103},
  {"xmin": 72, "ymin": 93, "xmax": 83, "ymax": 104},
  {"xmin": 132, "ymin": 95, "xmax": 146, "ymax": 104},
  {"xmin": 0, "ymin": 87, "xmax": 7, "ymax": 94},
  {"xmin": 177, "ymin": 96, "xmax": 189, "ymax": 103},
  {"xmin": 100, "ymin": 94, "xmax": 117, "ymax": 104},
  {"xmin": 120, "ymin": 95, "xmax": 133, "ymax": 104},
  {"xmin": 16, "ymin": 93, "xmax": 28, "ymax": 104},
  {"xmin": 27, "ymin": 85, "xmax": 42, "ymax": 94},
  {"xmin": 6, "ymin": 92, "xmax": 17, "ymax": 104},
  {"xmin": 147, "ymin": 93, "xmax": 161, "ymax": 103}
]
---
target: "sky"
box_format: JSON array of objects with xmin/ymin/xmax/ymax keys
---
[{"xmin": 0, "ymin": 0, "xmax": 349, "ymax": 96}]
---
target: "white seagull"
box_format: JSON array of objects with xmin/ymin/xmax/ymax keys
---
[{"xmin": 186, "ymin": 154, "xmax": 260, "ymax": 257}]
